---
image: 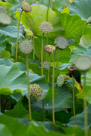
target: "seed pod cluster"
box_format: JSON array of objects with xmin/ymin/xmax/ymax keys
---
[
  {"xmin": 43, "ymin": 61, "xmax": 50, "ymax": 70},
  {"xmin": 75, "ymin": 56, "xmax": 91, "ymax": 71},
  {"xmin": 19, "ymin": 39, "xmax": 33, "ymax": 54},
  {"xmin": 30, "ymin": 84, "xmax": 43, "ymax": 98},
  {"xmin": 55, "ymin": 36, "xmax": 68, "ymax": 49},
  {"xmin": 57, "ymin": 74, "xmax": 65, "ymax": 87},
  {"xmin": 39, "ymin": 21, "xmax": 53, "ymax": 33},
  {"xmin": 45, "ymin": 45, "xmax": 56, "ymax": 54},
  {"xmin": 21, "ymin": 1, "xmax": 32, "ymax": 12}
]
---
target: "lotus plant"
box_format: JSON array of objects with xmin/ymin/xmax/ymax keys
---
[
  {"xmin": 16, "ymin": 0, "xmax": 32, "ymax": 61},
  {"xmin": 45, "ymin": 44, "xmax": 56, "ymax": 125},
  {"xmin": 75, "ymin": 55, "xmax": 91, "ymax": 136},
  {"xmin": 19, "ymin": 39, "xmax": 33, "ymax": 120}
]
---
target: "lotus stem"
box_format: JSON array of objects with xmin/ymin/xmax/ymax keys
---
[
  {"xmin": 16, "ymin": 11, "xmax": 22, "ymax": 62},
  {"xmin": 72, "ymin": 76, "xmax": 76, "ymax": 126},
  {"xmin": 83, "ymin": 72, "xmax": 88, "ymax": 136},
  {"xmin": 52, "ymin": 54, "xmax": 55, "ymax": 125},
  {"xmin": 48, "ymin": 54, "xmax": 50, "ymax": 83},
  {"xmin": 46, "ymin": 0, "xmax": 50, "ymax": 21},
  {"xmin": 56, "ymin": 49, "xmax": 60, "ymax": 69},
  {"xmin": 33, "ymin": 34, "xmax": 35, "ymax": 60},
  {"xmin": 41, "ymin": 33, "xmax": 44, "ymax": 75},
  {"xmin": 51, "ymin": 0, "xmax": 53, "ymax": 9},
  {"xmin": 26, "ymin": 55, "xmax": 32, "ymax": 120}
]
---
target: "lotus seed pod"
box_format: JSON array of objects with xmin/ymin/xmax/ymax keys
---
[
  {"xmin": 68, "ymin": 66, "xmax": 76, "ymax": 76},
  {"xmin": 87, "ymin": 17, "xmax": 91, "ymax": 24},
  {"xmin": 21, "ymin": 1, "xmax": 32, "ymax": 12},
  {"xmin": 39, "ymin": 21, "xmax": 53, "ymax": 33},
  {"xmin": 30, "ymin": 84, "xmax": 43, "ymax": 98},
  {"xmin": 43, "ymin": 61, "xmax": 50, "ymax": 70},
  {"xmin": 19, "ymin": 39, "xmax": 33, "ymax": 54},
  {"xmin": 75, "ymin": 56, "xmax": 91, "ymax": 71},
  {"xmin": 0, "ymin": 13, "xmax": 11, "ymax": 25},
  {"xmin": 45, "ymin": 45, "xmax": 56, "ymax": 54},
  {"xmin": 57, "ymin": 74, "xmax": 65, "ymax": 87},
  {"xmin": 55, "ymin": 36, "xmax": 68, "ymax": 49}
]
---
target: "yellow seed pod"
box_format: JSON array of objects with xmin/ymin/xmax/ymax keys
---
[
  {"xmin": 30, "ymin": 84, "xmax": 43, "ymax": 98},
  {"xmin": 45, "ymin": 45, "xmax": 56, "ymax": 54}
]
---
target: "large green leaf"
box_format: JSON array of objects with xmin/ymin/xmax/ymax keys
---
[
  {"xmin": 0, "ymin": 124, "xmax": 12, "ymax": 136},
  {"xmin": 31, "ymin": 85, "xmax": 72, "ymax": 112},
  {"xmin": 0, "ymin": 115, "xmax": 73, "ymax": 136},
  {"xmin": 56, "ymin": 11, "xmax": 86, "ymax": 38},
  {"xmin": 0, "ymin": 60, "xmax": 48, "ymax": 101},
  {"xmin": 16, "ymin": 4, "xmax": 64, "ymax": 39},
  {"xmin": 0, "ymin": 26, "xmax": 22, "ymax": 38},
  {"xmin": 70, "ymin": 45, "xmax": 91, "ymax": 63},
  {"xmin": 67, "ymin": 104, "xmax": 91, "ymax": 129},
  {"xmin": 70, "ymin": 0, "xmax": 91, "ymax": 20}
]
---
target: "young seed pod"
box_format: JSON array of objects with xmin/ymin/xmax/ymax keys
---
[
  {"xmin": 21, "ymin": 1, "xmax": 32, "ymax": 12},
  {"xmin": 39, "ymin": 21, "xmax": 53, "ymax": 33},
  {"xmin": 43, "ymin": 61, "xmax": 50, "ymax": 70},
  {"xmin": 19, "ymin": 39, "xmax": 33, "ymax": 54},
  {"xmin": 87, "ymin": 17, "xmax": 91, "ymax": 24},
  {"xmin": 30, "ymin": 84, "xmax": 43, "ymax": 98},
  {"xmin": 57, "ymin": 74, "xmax": 65, "ymax": 87},
  {"xmin": 55, "ymin": 36, "xmax": 68, "ymax": 49},
  {"xmin": 45, "ymin": 45, "xmax": 56, "ymax": 54},
  {"xmin": 75, "ymin": 56, "xmax": 91, "ymax": 71}
]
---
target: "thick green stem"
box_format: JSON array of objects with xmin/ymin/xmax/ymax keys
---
[
  {"xmin": 26, "ymin": 55, "xmax": 32, "ymax": 120},
  {"xmin": 48, "ymin": 54, "xmax": 50, "ymax": 83},
  {"xmin": 56, "ymin": 49, "xmax": 60, "ymax": 69},
  {"xmin": 16, "ymin": 11, "xmax": 22, "ymax": 62},
  {"xmin": 83, "ymin": 72, "xmax": 88, "ymax": 136},
  {"xmin": 33, "ymin": 34, "xmax": 35, "ymax": 60},
  {"xmin": 46, "ymin": 0, "xmax": 50, "ymax": 21},
  {"xmin": 41, "ymin": 33, "xmax": 44, "ymax": 75},
  {"xmin": 72, "ymin": 76, "xmax": 76, "ymax": 126},
  {"xmin": 52, "ymin": 54, "xmax": 55, "ymax": 125},
  {"xmin": 51, "ymin": 0, "xmax": 53, "ymax": 9}
]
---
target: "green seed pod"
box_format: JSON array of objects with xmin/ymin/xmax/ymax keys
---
[
  {"xmin": 43, "ymin": 61, "xmax": 50, "ymax": 70},
  {"xmin": 30, "ymin": 84, "xmax": 43, "ymax": 98},
  {"xmin": 19, "ymin": 39, "xmax": 33, "ymax": 54},
  {"xmin": 45, "ymin": 45, "xmax": 56, "ymax": 54},
  {"xmin": 0, "ymin": 13, "xmax": 11, "ymax": 25},
  {"xmin": 21, "ymin": 1, "xmax": 32, "ymax": 12},
  {"xmin": 57, "ymin": 74, "xmax": 65, "ymax": 87},
  {"xmin": 55, "ymin": 36, "xmax": 68, "ymax": 49},
  {"xmin": 39, "ymin": 21, "xmax": 53, "ymax": 33},
  {"xmin": 75, "ymin": 56, "xmax": 91, "ymax": 71},
  {"xmin": 87, "ymin": 17, "xmax": 91, "ymax": 24}
]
